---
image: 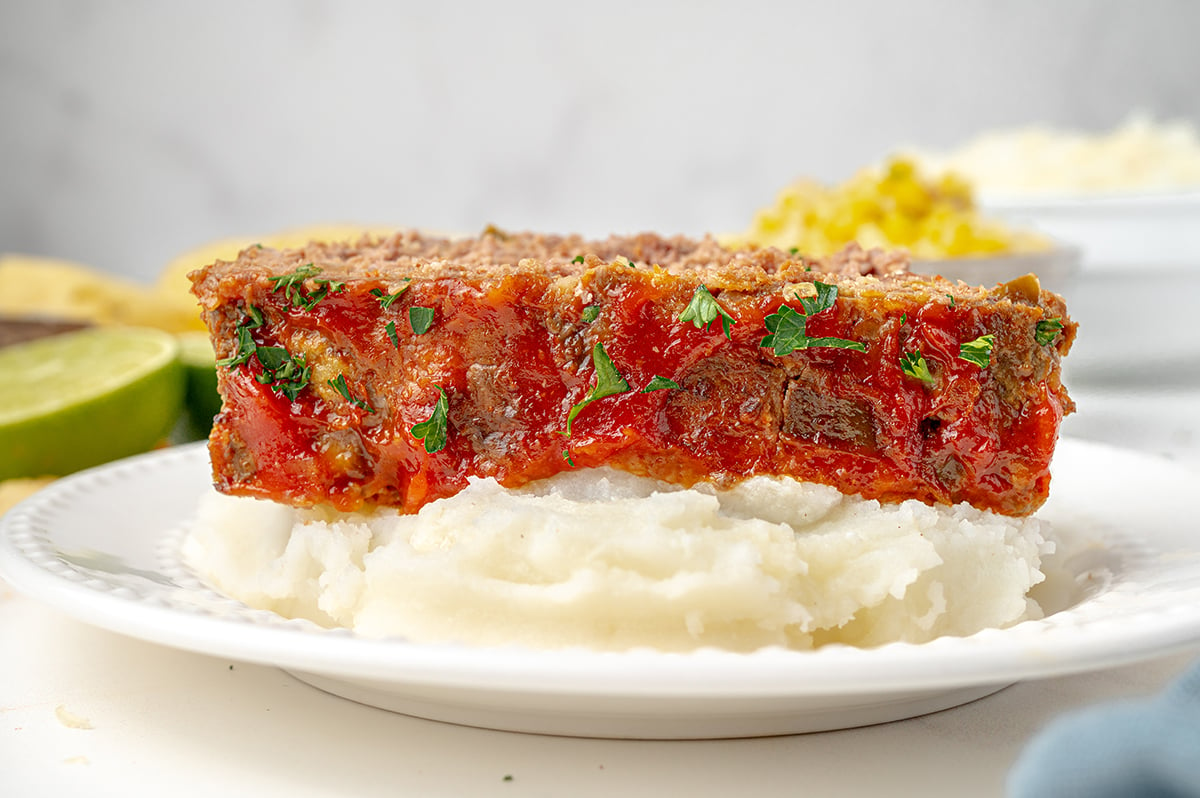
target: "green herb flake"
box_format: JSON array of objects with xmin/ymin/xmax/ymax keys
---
[
  {"xmin": 572, "ymin": 255, "xmax": 585, "ymax": 264},
  {"xmin": 900, "ymin": 312, "xmax": 908, "ymax": 326},
  {"xmin": 788, "ymin": 247, "xmax": 800, "ymax": 255},
  {"xmin": 581, "ymin": 305, "xmax": 600, "ymax": 323},
  {"xmin": 216, "ymin": 306, "xmax": 312, "ymax": 402},
  {"xmin": 1035, "ymin": 317, "xmax": 1065, "ymax": 346},
  {"xmin": 679, "ymin": 284, "xmax": 737, "ymax": 340},
  {"xmin": 797, "ymin": 281, "xmax": 840, "ymax": 316},
  {"xmin": 270, "ymin": 263, "xmax": 321, "ymax": 290},
  {"xmin": 959, "ymin": 333, "xmax": 996, "ymax": 368},
  {"xmin": 562, "ymin": 448, "xmax": 575, "ymax": 466},
  {"xmin": 946, "ymin": 294, "xmax": 956, "ymax": 307},
  {"xmin": 385, "ymin": 320, "xmax": 400, "ymax": 349},
  {"xmin": 565, "ymin": 342, "xmax": 630, "ymax": 434},
  {"xmin": 216, "ymin": 305, "xmax": 265, "ymax": 368},
  {"xmin": 327, "ymin": 373, "xmax": 374, "ymax": 413},
  {"xmin": 308, "ymin": 281, "xmax": 345, "ymax": 308},
  {"xmin": 409, "ymin": 306, "xmax": 435, "ymax": 335},
  {"xmin": 641, "ymin": 375, "xmax": 681, "ymax": 392},
  {"xmin": 269, "ymin": 263, "xmax": 344, "ymax": 311},
  {"xmin": 252, "ymin": 345, "xmax": 311, "ymax": 401},
  {"xmin": 410, "ymin": 385, "xmax": 450, "ymax": 453},
  {"xmin": 899, "ymin": 350, "xmax": 935, "ymax": 385},
  {"xmin": 760, "ymin": 283, "xmax": 865, "ymax": 356},
  {"xmin": 370, "ymin": 281, "xmax": 411, "ymax": 309},
  {"xmin": 253, "ymin": 345, "xmax": 289, "ymax": 372}
]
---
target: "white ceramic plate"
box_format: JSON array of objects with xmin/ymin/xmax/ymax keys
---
[{"xmin": 2, "ymin": 440, "xmax": 1199, "ymax": 739}]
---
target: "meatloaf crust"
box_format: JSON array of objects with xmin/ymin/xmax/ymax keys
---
[{"xmin": 191, "ymin": 229, "xmax": 1075, "ymax": 516}]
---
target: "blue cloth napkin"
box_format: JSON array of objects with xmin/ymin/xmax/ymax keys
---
[{"xmin": 1008, "ymin": 659, "xmax": 1200, "ymax": 797}]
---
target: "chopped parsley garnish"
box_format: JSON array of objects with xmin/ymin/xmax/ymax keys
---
[
  {"xmin": 253, "ymin": 345, "xmax": 311, "ymax": 401},
  {"xmin": 269, "ymin": 262, "xmax": 319, "ymax": 287},
  {"xmin": 760, "ymin": 283, "xmax": 865, "ymax": 356},
  {"xmin": 959, "ymin": 334, "xmax": 996, "ymax": 367},
  {"xmin": 899, "ymin": 350, "xmax": 935, "ymax": 385},
  {"xmin": 409, "ymin": 307, "xmax": 435, "ymax": 335},
  {"xmin": 679, "ymin": 284, "xmax": 736, "ymax": 340},
  {"xmin": 900, "ymin": 312, "xmax": 908, "ymax": 326},
  {"xmin": 370, "ymin": 282, "xmax": 411, "ymax": 309},
  {"xmin": 562, "ymin": 448, "xmax": 575, "ymax": 466},
  {"xmin": 253, "ymin": 345, "xmax": 291, "ymax": 375},
  {"xmin": 797, "ymin": 281, "xmax": 839, "ymax": 316},
  {"xmin": 572, "ymin": 255, "xmax": 585, "ymax": 264},
  {"xmin": 641, "ymin": 375, "xmax": 681, "ymax": 392},
  {"xmin": 565, "ymin": 342, "xmax": 630, "ymax": 434},
  {"xmin": 410, "ymin": 385, "xmax": 449, "ymax": 453},
  {"xmin": 215, "ymin": 305, "xmax": 317, "ymax": 402},
  {"xmin": 268, "ymin": 263, "xmax": 344, "ymax": 310},
  {"xmin": 385, "ymin": 320, "xmax": 400, "ymax": 349},
  {"xmin": 327, "ymin": 373, "xmax": 374, "ymax": 412},
  {"xmin": 946, "ymin": 294, "xmax": 956, "ymax": 307},
  {"xmin": 1035, "ymin": 318, "xmax": 1065, "ymax": 346},
  {"xmin": 216, "ymin": 305, "xmax": 264, "ymax": 368},
  {"xmin": 788, "ymin": 246, "xmax": 800, "ymax": 255},
  {"xmin": 581, "ymin": 305, "xmax": 600, "ymax": 323},
  {"xmin": 218, "ymin": 306, "xmax": 309, "ymax": 400}
]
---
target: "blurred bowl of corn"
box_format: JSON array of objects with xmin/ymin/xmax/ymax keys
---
[{"xmin": 725, "ymin": 157, "xmax": 1080, "ymax": 294}]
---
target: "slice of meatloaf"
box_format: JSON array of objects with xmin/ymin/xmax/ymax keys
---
[{"xmin": 190, "ymin": 229, "xmax": 1075, "ymax": 517}]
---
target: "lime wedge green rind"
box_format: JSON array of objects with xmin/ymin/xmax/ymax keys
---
[
  {"xmin": 0, "ymin": 327, "xmax": 183, "ymax": 479},
  {"xmin": 177, "ymin": 331, "xmax": 222, "ymax": 440}
]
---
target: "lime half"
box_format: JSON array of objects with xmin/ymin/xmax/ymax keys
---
[
  {"xmin": 0, "ymin": 327, "xmax": 183, "ymax": 479},
  {"xmin": 177, "ymin": 330, "xmax": 222, "ymax": 440}
]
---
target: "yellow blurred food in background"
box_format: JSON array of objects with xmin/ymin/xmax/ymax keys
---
[
  {"xmin": 154, "ymin": 223, "xmax": 398, "ymax": 328},
  {"xmin": 3, "ymin": 223, "xmax": 399, "ymax": 336},
  {"xmin": 726, "ymin": 157, "xmax": 1051, "ymax": 259},
  {"xmin": 0, "ymin": 223, "xmax": 397, "ymax": 515},
  {"xmin": 907, "ymin": 114, "xmax": 1200, "ymax": 196},
  {"xmin": 0, "ymin": 254, "xmax": 205, "ymax": 333}
]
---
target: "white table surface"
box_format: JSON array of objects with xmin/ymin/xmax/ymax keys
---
[{"xmin": 3, "ymin": 382, "xmax": 1199, "ymax": 798}]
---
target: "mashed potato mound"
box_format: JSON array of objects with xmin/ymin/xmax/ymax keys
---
[
  {"xmin": 911, "ymin": 114, "xmax": 1200, "ymax": 196},
  {"xmin": 183, "ymin": 469, "xmax": 1053, "ymax": 652}
]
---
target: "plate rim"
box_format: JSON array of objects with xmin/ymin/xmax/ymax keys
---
[{"xmin": 2, "ymin": 439, "xmax": 1200, "ymax": 700}]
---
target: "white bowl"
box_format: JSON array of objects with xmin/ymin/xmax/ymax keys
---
[
  {"xmin": 980, "ymin": 190, "xmax": 1200, "ymax": 270},
  {"xmin": 971, "ymin": 190, "xmax": 1200, "ymax": 384},
  {"xmin": 911, "ymin": 245, "xmax": 1081, "ymax": 295}
]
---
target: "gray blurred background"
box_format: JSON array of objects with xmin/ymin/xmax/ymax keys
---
[{"xmin": 2, "ymin": 0, "xmax": 1198, "ymax": 283}]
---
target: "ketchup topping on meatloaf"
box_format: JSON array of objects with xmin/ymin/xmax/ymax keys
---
[{"xmin": 190, "ymin": 229, "xmax": 1076, "ymax": 517}]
